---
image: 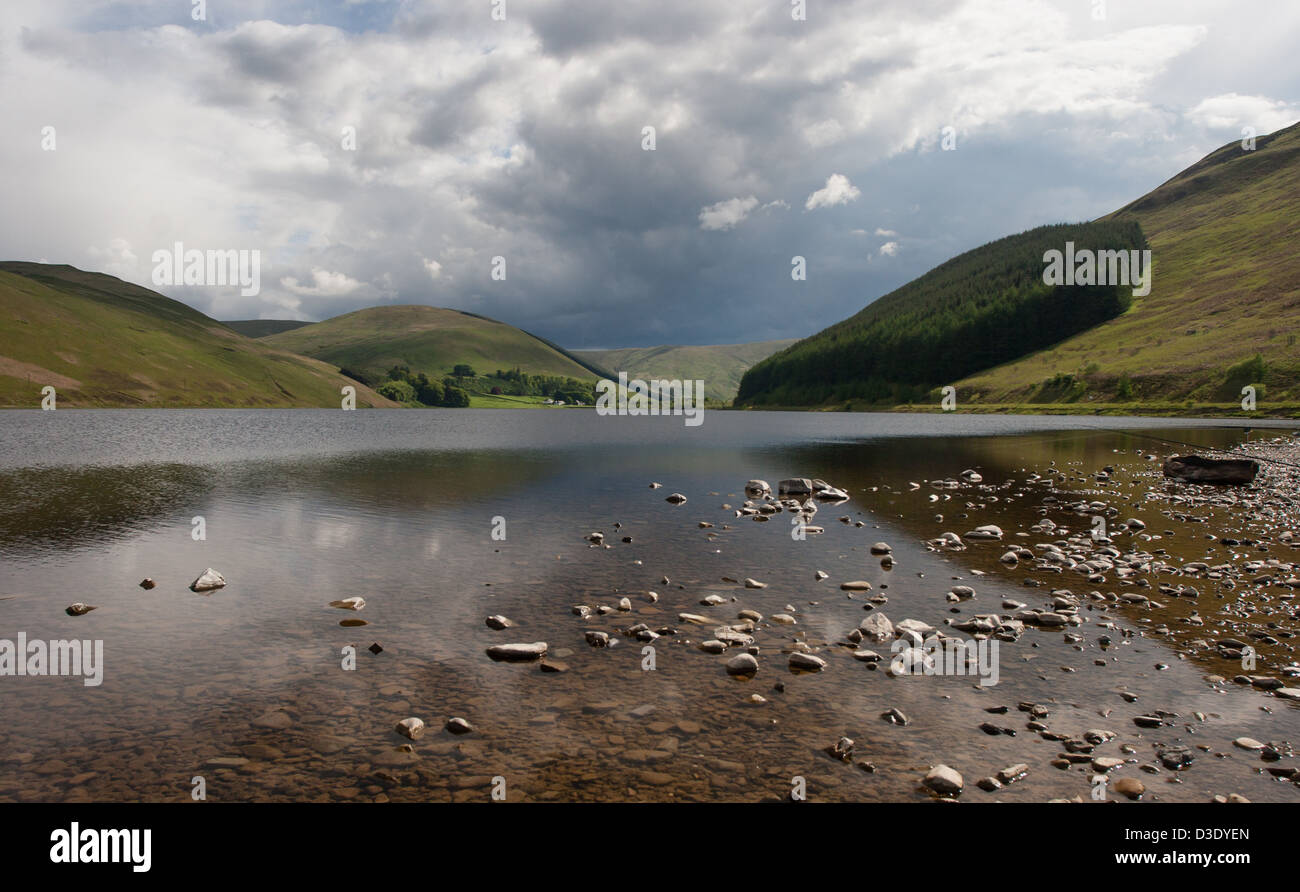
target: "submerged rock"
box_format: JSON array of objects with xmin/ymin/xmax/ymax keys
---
[
  {"xmin": 64, "ymin": 602, "xmax": 96, "ymax": 616},
  {"xmin": 330, "ymin": 596, "xmax": 365, "ymax": 610}
]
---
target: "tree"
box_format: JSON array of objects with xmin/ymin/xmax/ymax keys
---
[
  {"xmin": 377, "ymin": 380, "xmax": 416, "ymax": 403},
  {"xmin": 452, "ymin": 364, "xmax": 476, "ymax": 381},
  {"xmin": 442, "ymin": 385, "xmax": 470, "ymax": 407}
]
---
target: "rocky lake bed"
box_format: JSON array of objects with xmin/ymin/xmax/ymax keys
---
[{"xmin": 1, "ymin": 410, "xmax": 1298, "ymax": 802}]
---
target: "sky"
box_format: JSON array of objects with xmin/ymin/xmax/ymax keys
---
[{"xmin": 2, "ymin": 0, "xmax": 1298, "ymax": 349}]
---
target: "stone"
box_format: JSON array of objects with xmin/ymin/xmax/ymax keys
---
[
  {"xmin": 330, "ymin": 596, "xmax": 365, "ymax": 610},
  {"xmin": 190, "ymin": 568, "xmax": 227, "ymax": 592},
  {"xmin": 395, "ymin": 717, "xmax": 425, "ymax": 740},
  {"xmin": 665, "ymin": 493, "xmax": 688, "ymax": 504},
  {"xmin": 841, "ymin": 580, "xmax": 873, "ymax": 591},
  {"xmin": 726, "ymin": 653, "xmax": 759, "ymax": 677},
  {"xmin": 870, "ymin": 542, "xmax": 892, "ymax": 555},
  {"xmin": 446, "ymin": 717, "xmax": 474, "ymax": 735},
  {"xmin": 923, "ymin": 764, "xmax": 963, "ymax": 796},
  {"xmin": 778, "ymin": 478, "xmax": 813, "ymax": 496},
  {"xmin": 1162, "ymin": 455, "xmax": 1259, "ymax": 485},
  {"xmin": 485, "ymin": 615, "xmax": 514, "ymax": 630},
  {"xmin": 1113, "ymin": 777, "xmax": 1145, "ymax": 800},
  {"xmin": 859, "ymin": 613, "xmax": 894, "ymax": 643},
  {"xmin": 788, "ymin": 653, "xmax": 826, "ymax": 672},
  {"xmin": 486, "ymin": 642, "xmax": 548, "ymax": 662},
  {"xmin": 64, "ymin": 602, "xmax": 96, "ymax": 616}
]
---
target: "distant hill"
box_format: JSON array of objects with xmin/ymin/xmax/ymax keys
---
[
  {"xmin": 223, "ymin": 319, "xmax": 312, "ymax": 338},
  {"xmin": 957, "ymin": 121, "xmax": 1300, "ymax": 409},
  {"xmin": 262, "ymin": 305, "xmax": 613, "ymax": 386},
  {"xmin": 736, "ymin": 221, "xmax": 1146, "ymax": 407},
  {"xmin": 576, "ymin": 340, "xmax": 797, "ymax": 403},
  {"xmin": 0, "ymin": 263, "xmax": 396, "ymax": 408}
]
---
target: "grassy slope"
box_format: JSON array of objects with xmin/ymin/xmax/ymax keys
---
[
  {"xmin": 263, "ymin": 305, "xmax": 608, "ymax": 384},
  {"xmin": 222, "ymin": 319, "xmax": 312, "ymax": 338},
  {"xmin": 0, "ymin": 263, "xmax": 396, "ymax": 408},
  {"xmin": 575, "ymin": 339, "xmax": 797, "ymax": 402},
  {"xmin": 957, "ymin": 121, "xmax": 1300, "ymax": 411}
]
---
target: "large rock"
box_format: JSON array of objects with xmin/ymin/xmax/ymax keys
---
[
  {"xmin": 788, "ymin": 653, "xmax": 827, "ymax": 672},
  {"xmin": 394, "ymin": 717, "xmax": 425, "ymax": 740},
  {"xmin": 486, "ymin": 642, "xmax": 548, "ymax": 662},
  {"xmin": 778, "ymin": 478, "xmax": 814, "ymax": 496},
  {"xmin": 1163, "ymin": 455, "xmax": 1259, "ymax": 485},
  {"xmin": 190, "ymin": 568, "xmax": 226, "ymax": 592},
  {"xmin": 726, "ymin": 653, "xmax": 759, "ymax": 677},
  {"xmin": 859, "ymin": 613, "xmax": 894, "ymax": 643},
  {"xmin": 744, "ymin": 480, "xmax": 771, "ymax": 498},
  {"xmin": 923, "ymin": 764, "xmax": 963, "ymax": 795}
]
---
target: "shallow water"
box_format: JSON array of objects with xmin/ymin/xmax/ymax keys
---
[{"xmin": 1, "ymin": 409, "xmax": 1298, "ymax": 802}]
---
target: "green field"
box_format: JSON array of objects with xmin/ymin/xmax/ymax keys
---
[
  {"xmin": 575, "ymin": 339, "xmax": 796, "ymax": 403},
  {"xmin": 0, "ymin": 263, "xmax": 395, "ymax": 408}
]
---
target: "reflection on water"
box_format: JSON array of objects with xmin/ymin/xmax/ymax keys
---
[{"xmin": 0, "ymin": 410, "xmax": 1296, "ymax": 802}]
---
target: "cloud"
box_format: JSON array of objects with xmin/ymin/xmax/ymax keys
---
[
  {"xmin": 0, "ymin": 0, "xmax": 1296, "ymax": 346},
  {"xmin": 879, "ymin": 241, "xmax": 900, "ymax": 257},
  {"xmin": 280, "ymin": 268, "xmax": 363, "ymax": 297},
  {"xmin": 699, "ymin": 196, "xmax": 760, "ymax": 231},
  {"xmin": 805, "ymin": 174, "xmax": 861, "ymax": 211},
  {"xmin": 1187, "ymin": 93, "xmax": 1300, "ymax": 135}
]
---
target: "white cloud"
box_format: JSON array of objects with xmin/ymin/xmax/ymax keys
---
[
  {"xmin": 699, "ymin": 196, "xmax": 760, "ymax": 231},
  {"xmin": 280, "ymin": 268, "xmax": 363, "ymax": 297},
  {"xmin": 879, "ymin": 241, "xmax": 900, "ymax": 257},
  {"xmin": 805, "ymin": 174, "xmax": 861, "ymax": 211},
  {"xmin": 875, "ymin": 228, "xmax": 897, "ymax": 237},
  {"xmin": 422, "ymin": 258, "xmax": 443, "ymax": 280},
  {"xmin": 1187, "ymin": 93, "xmax": 1300, "ymax": 135}
]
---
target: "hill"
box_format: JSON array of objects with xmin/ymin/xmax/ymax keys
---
[
  {"xmin": 574, "ymin": 339, "xmax": 797, "ymax": 403},
  {"xmin": 223, "ymin": 319, "xmax": 312, "ymax": 338},
  {"xmin": 0, "ymin": 263, "xmax": 396, "ymax": 408},
  {"xmin": 263, "ymin": 305, "xmax": 611, "ymax": 382},
  {"xmin": 954, "ymin": 122, "xmax": 1300, "ymax": 411},
  {"xmin": 735, "ymin": 221, "xmax": 1146, "ymax": 407}
]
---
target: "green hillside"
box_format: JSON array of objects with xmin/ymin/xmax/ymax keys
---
[
  {"xmin": 223, "ymin": 319, "xmax": 312, "ymax": 338},
  {"xmin": 956, "ymin": 121, "xmax": 1300, "ymax": 411},
  {"xmin": 735, "ymin": 221, "xmax": 1146, "ymax": 407},
  {"xmin": 575, "ymin": 339, "xmax": 797, "ymax": 403},
  {"xmin": 0, "ymin": 263, "xmax": 396, "ymax": 408},
  {"xmin": 263, "ymin": 305, "xmax": 610, "ymax": 384}
]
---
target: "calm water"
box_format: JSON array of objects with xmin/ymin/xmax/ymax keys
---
[{"xmin": 1, "ymin": 409, "xmax": 1298, "ymax": 802}]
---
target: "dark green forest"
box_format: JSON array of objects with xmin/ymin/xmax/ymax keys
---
[{"xmin": 735, "ymin": 220, "xmax": 1148, "ymax": 406}]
